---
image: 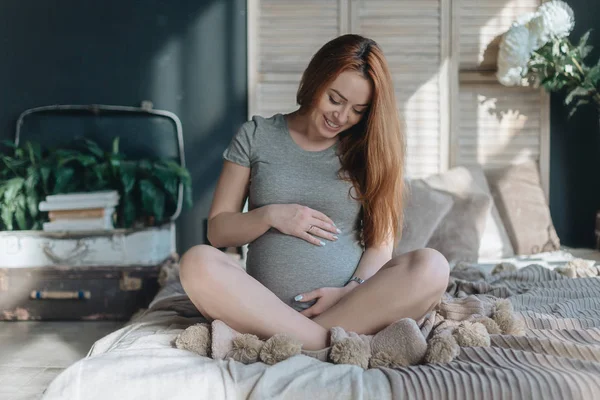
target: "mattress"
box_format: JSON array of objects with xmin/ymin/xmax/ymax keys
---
[{"xmin": 42, "ymin": 249, "xmax": 600, "ymax": 400}]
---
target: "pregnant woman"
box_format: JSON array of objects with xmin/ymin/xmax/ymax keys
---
[{"xmin": 180, "ymin": 34, "xmax": 450, "ymax": 353}]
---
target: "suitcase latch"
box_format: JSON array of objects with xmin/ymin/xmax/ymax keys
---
[{"xmin": 120, "ymin": 272, "xmax": 142, "ymax": 291}]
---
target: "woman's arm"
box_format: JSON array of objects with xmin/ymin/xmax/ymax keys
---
[
  {"xmin": 344, "ymin": 239, "xmax": 394, "ymax": 291},
  {"xmin": 207, "ymin": 161, "xmax": 270, "ymax": 248}
]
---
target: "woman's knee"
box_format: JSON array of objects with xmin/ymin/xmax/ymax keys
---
[
  {"xmin": 415, "ymin": 248, "xmax": 449, "ymax": 294},
  {"xmin": 394, "ymin": 248, "xmax": 450, "ymax": 295},
  {"xmin": 179, "ymin": 244, "xmax": 222, "ymax": 291}
]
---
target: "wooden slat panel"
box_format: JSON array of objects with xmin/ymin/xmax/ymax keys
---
[
  {"xmin": 254, "ymin": 0, "xmax": 340, "ymax": 117},
  {"xmin": 358, "ymin": 0, "xmax": 443, "ymax": 178},
  {"xmin": 459, "ymin": 0, "xmax": 541, "ymax": 70},
  {"xmin": 456, "ymin": 82, "xmax": 543, "ymax": 167}
]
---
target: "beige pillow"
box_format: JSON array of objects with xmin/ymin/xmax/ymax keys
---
[
  {"xmin": 464, "ymin": 165, "xmax": 515, "ymax": 259},
  {"xmin": 424, "ymin": 167, "xmax": 492, "ymax": 264},
  {"xmin": 393, "ymin": 179, "xmax": 454, "ymax": 256},
  {"xmin": 484, "ymin": 160, "xmax": 560, "ymax": 255}
]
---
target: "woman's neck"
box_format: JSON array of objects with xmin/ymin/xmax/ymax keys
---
[{"xmin": 286, "ymin": 110, "xmax": 338, "ymax": 152}]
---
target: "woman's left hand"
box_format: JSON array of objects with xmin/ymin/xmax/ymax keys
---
[{"xmin": 296, "ymin": 286, "xmax": 351, "ymax": 318}]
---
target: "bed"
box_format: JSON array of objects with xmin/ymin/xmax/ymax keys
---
[{"xmin": 42, "ymin": 248, "xmax": 600, "ymax": 400}]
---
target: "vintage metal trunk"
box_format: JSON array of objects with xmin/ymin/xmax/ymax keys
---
[
  {"xmin": 0, "ymin": 103, "xmax": 185, "ymax": 320},
  {"xmin": 0, "ymin": 264, "xmax": 162, "ymax": 321}
]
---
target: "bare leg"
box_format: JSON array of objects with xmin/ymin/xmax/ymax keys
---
[
  {"xmin": 313, "ymin": 248, "xmax": 450, "ymax": 334},
  {"xmin": 179, "ymin": 245, "xmax": 329, "ymax": 350}
]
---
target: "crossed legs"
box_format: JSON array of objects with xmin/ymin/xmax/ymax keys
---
[{"xmin": 179, "ymin": 245, "xmax": 449, "ymax": 351}]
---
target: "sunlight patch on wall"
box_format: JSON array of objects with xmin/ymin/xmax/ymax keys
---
[
  {"xmin": 458, "ymin": 84, "xmax": 541, "ymax": 167},
  {"xmin": 460, "ymin": 0, "xmax": 541, "ymax": 70}
]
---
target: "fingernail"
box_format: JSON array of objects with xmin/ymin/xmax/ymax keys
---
[
  {"xmin": 320, "ymin": 241, "xmax": 326, "ymax": 246},
  {"xmin": 333, "ymin": 235, "xmax": 338, "ymax": 240},
  {"xmin": 336, "ymin": 228, "xmax": 342, "ymax": 234},
  {"xmin": 294, "ymin": 295, "xmax": 303, "ymax": 301}
]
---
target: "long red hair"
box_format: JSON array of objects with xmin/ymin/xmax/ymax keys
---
[{"xmin": 296, "ymin": 34, "xmax": 406, "ymax": 248}]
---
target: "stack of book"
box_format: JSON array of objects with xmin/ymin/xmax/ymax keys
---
[{"xmin": 39, "ymin": 190, "xmax": 119, "ymax": 232}]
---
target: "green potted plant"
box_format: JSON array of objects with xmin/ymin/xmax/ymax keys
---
[{"xmin": 0, "ymin": 137, "xmax": 192, "ymax": 231}]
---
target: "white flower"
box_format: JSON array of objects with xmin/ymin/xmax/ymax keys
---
[
  {"xmin": 497, "ymin": 24, "xmax": 535, "ymax": 86},
  {"xmin": 526, "ymin": 2, "xmax": 574, "ymax": 50},
  {"xmin": 564, "ymin": 64, "xmax": 574, "ymax": 75},
  {"xmin": 539, "ymin": 1, "xmax": 574, "ymax": 38},
  {"xmin": 527, "ymin": 15, "xmax": 548, "ymax": 50},
  {"xmin": 513, "ymin": 11, "xmax": 537, "ymax": 27},
  {"xmin": 533, "ymin": 1, "xmax": 575, "ymax": 44}
]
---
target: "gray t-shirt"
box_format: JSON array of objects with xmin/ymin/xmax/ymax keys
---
[{"xmin": 223, "ymin": 114, "xmax": 364, "ymax": 311}]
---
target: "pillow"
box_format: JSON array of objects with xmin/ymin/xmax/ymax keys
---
[
  {"xmin": 393, "ymin": 179, "xmax": 454, "ymax": 256},
  {"xmin": 484, "ymin": 160, "xmax": 560, "ymax": 255},
  {"xmin": 463, "ymin": 165, "xmax": 515, "ymax": 259},
  {"xmin": 424, "ymin": 167, "xmax": 492, "ymax": 264}
]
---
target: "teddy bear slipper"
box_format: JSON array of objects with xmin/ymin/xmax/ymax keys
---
[{"xmin": 174, "ymin": 299, "xmax": 524, "ymax": 368}]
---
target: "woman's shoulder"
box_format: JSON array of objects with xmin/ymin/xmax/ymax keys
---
[{"xmin": 244, "ymin": 113, "xmax": 285, "ymax": 133}]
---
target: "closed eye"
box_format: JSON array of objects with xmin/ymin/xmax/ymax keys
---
[{"xmin": 328, "ymin": 95, "xmax": 341, "ymax": 105}]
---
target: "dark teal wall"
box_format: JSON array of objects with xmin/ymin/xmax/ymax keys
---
[
  {"xmin": 550, "ymin": 0, "xmax": 600, "ymax": 248},
  {"xmin": 0, "ymin": 0, "xmax": 247, "ymax": 252}
]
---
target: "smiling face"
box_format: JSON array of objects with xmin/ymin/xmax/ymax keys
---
[{"xmin": 307, "ymin": 70, "xmax": 372, "ymax": 139}]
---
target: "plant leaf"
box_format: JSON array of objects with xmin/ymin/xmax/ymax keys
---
[
  {"xmin": 27, "ymin": 192, "xmax": 39, "ymax": 219},
  {"xmin": 153, "ymin": 164, "xmax": 178, "ymax": 199},
  {"xmin": 140, "ymin": 179, "xmax": 164, "ymax": 223},
  {"xmin": 587, "ymin": 64, "xmax": 600, "ymax": 86},
  {"xmin": 4, "ymin": 177, "xmax": 24, "ymax": 202},
  {"xmin": 577, "ymin": 30, "xmax": 592, "ymax": 58},
  {"xmin": 112, "ymin": 137, "xmax": 120, "ymax": 155},
  {"xmin": 122, "ymin": 195, "xmax": 136, "ymax": 228},
  {"xmin": 140, "ymin": 179, "xmax": 157, "ymax": 213},
  {"xmin": 84, "ymin": 139, "xmax": 105, "ymax": 158},
  {"xmin": 53, "ymin": 167, "xmax": 74, "ymax": 194},
  {"xmin": 569, "ymin": 99, "xmax": 590, "ymax": 118},
  {"xmin": 120, "ymin": 161, "xmax": 137, "ymax": 194},
  {"xmin": 26, "ymin": 142, "xmax": 41, "ymax": 166},
  {"xmin": 153, "ymin": 188, "xmax": 165, "ymax": 222},
  {"xmin": 565, "ymin": 86, "xmax": 591, "ymax": 105},
  {"xmin": 139, "ymin": 160, "xmax": 152, "ymax": 173},
  {"xmin": 15, "ymin": 200, "xmax": 27, "ymax": 230},
  {"xmin": 580, "ymin": 45, "xmax": 594, "ymax": 59},
  {"xmin": 40, "ymin": 166, "xmax": 51, "ymax": 193},
  {"xmin": 24, "ymin": 167, "xmax": 40, "ymax": 218},
  {"xmin": 92, "ymin": 163, "xmax": 109, "ymax": 187},
  {"xmin": 57, "ymin": 150, "xmax": 96, "ymax": 167},
  {"xmin": 108, "ymin": 154, "xmax": 121, "ymax": 177},
  {"xmin": 1, "ymin": 203, "xmax": 14, "ymax": 230},
  {"xmin": 1, "ymin": 140, "xmax": 17, "ymax": 149},
  {"xmin": 14, "ymin": 148, "xmax": 24, "ymax": 159}
]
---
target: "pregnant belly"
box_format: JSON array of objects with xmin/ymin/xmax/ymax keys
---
[{"xmin": 246, "ymin": 230, "xmax": 364, "ymax": 311}]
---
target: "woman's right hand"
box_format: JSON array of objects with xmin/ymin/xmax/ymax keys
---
[{"xmin": 265, "ymin": 204, "xmax": 341, "ymax": 246}]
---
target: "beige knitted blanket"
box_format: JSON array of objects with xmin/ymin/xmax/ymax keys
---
[{"xmin": 393, "ymin": 262, "xmax": 600, "ymax": 399}]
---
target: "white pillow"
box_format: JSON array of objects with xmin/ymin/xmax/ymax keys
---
[
  {"xmin": 464, "ymin": 165, "xmax": 515, "ymax": 259},
  {"xmin": 394, "ymin": 179, "xmax": 454, "ymax": 256},
  {"xmin": 424, "ymin": 167, "xmax": 492, "ymax": 264}
]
